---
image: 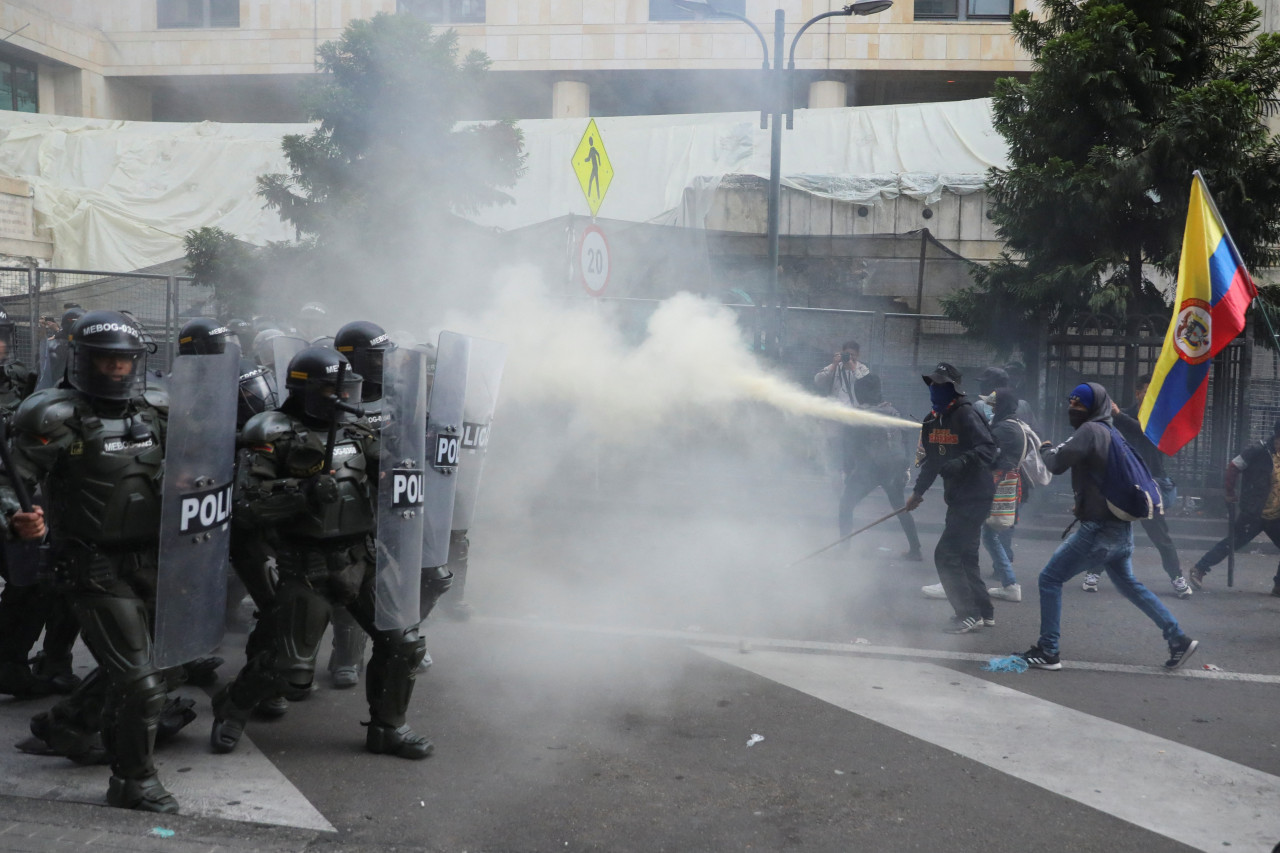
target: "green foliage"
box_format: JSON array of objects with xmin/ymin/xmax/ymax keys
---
[
  {"xmin": 945, "ymin": 0, "xmax": 1280, "ymax": 349},
  {"xmin": 187, "ymin": 12, "xmax": 524, "ymax": 316},
  {"xmin": 257, "ymin": 11, "xmax": 525, "ymax": 264}
]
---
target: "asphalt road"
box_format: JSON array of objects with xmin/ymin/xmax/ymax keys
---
[{"xmin": 0, "ymin": 500, "xmax": 1277, "ymax": 853}]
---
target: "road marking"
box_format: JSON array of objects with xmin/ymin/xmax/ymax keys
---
[
  {"xmin": 481, "ymin": 616, "xmax": 1280, "ymax": 684},
  {"xmin": 698, "ymin": 647, "xmax": 1280, "ymax": 853},
  {"xmin": 0, "ymin": 660, "xmax": 334, "ymax": 831}
]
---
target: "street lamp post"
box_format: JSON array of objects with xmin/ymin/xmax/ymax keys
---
[{"xmin": 674, "ymin": 1, "xmax": 893, "ymax": 356}]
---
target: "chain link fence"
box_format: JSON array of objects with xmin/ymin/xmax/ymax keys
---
[{"xmin": 0, "ymin": 266, "xmax": 199, "ymax": 372}]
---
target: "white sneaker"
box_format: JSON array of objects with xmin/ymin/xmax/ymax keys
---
[
  {"xmin": 921, "ymin": 583, "xmax": 948, "ymax": 599},
  {"xmin": 1082, "ymin": 573, "xmax": 1099, "ymax": 593},
  {"xmin": 988, "ymin": 583, "xmax": 1022, "ymax": 603},
  {"xmin": 1171, "ymin": 576, "xmax": 1193, "ymax": 599}
]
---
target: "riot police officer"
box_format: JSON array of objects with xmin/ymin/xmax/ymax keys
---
[
  {"xmin": 0, "ymin": 306, "xmax": 79, "ymax": 698},
  {"xmin": 210, "ymin": 346, "xmax": 433, "ymax": 760},
  {"xmin": 0, "ymin": 310, "xmax": 178, "ymax": 812},
  {"xmin": 178, "ymin": 317, "xmax": 237, "ymax": 356}
]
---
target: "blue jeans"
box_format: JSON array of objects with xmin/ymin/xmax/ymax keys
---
[
  {"xmin": 1037, "ymin": 520, "xmax": 1185, "ymax": 656},
  {"xmin": 982, "ymin": 525, "xmax": 1016, "ymax": 586}
]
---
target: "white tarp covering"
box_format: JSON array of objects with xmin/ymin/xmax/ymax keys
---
[{"xmin": 0, "ymin": 98, "xmax": 1007, "ymax": 271}]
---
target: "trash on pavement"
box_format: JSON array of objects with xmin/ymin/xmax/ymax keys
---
[
  {"xmin": 853, "ymin": 638, "xmax": 871, "ymax": 645},
  {"xmin": 1202, "ymin": 663, "xmax": 1223, "ymax": 671},
  {"xmin": 149, "ymin": 828, "xmax": 175, "ymax": 838},
  {"xmin": 746, "ymin": 733, "xmax": 764, "ymax": 747},
  {"xmin": 982, "ymin": 655, "xmax": 1029, "ymax": 673}
]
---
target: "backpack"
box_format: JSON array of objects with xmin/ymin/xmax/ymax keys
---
[
  {"xmin": 1092, "ymin": 424, "xmax": 1164, "ymax": 521},
  {"xmin": 1015, "ymin": 420, "xmax": 1053, "ymax": 487}
]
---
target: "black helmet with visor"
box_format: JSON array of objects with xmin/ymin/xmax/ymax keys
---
[
  {"xmin": 284, "ymin": 346, "xmax": 363, "ymax": 422},
  {"xmin": 68, "ymin": 310, "xmax": 149, "ymax": 400}
]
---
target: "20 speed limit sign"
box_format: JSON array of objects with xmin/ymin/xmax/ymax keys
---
[{"xmin": 578, "ymin": 224, "xmax": 611, "ymax": 296}]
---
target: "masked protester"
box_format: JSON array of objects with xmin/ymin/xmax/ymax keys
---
[
  {"xmin": 905, "ymin": 363, "xmax": 998, "ymax": 633},
  {"xmin": 1017, "ymin": 383, "xmax": 1198, "ymax": 671}
]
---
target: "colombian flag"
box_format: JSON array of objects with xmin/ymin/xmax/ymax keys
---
[{"xmin": 1139, "ymin": 172, "xmax": 1256, "ymax": 454}]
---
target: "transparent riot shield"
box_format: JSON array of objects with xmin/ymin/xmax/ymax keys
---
[
  {"xmin": 35, "ymin": 338, "xmax": 66, "ymax": 391},
  {"xmin": 271, "ymin": 335, "xmax": 309, "ymax": 384},
  {"xmin": 451, "ymin": 337, "xmax": 506, "ymax": 532},
  {"xmin": 374, "ymin": 347, "xmax": 428, "ymax": 631},
  {"xmin": 421, "ymin": 332, "xmax": 470, "ymax": 570},
  {"xmin": 153, "ymin": 349, "xmax": 239, "ymax": 668}
]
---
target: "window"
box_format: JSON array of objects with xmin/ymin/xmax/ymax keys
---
[
  {"xmin": 914, "ymin": 0, "xmax": 1013, "ymax": 20},
  {"xmin": 649, "ymin": 0, "xmax": 748, "ymax": 21},
  {"xmin": 398, "ymin": 0, "xmax": 486, "ymax": 24},
  {"xmin": 158, "ymin": 0, "xmax": 240, "ymax": 29},
  {"xmin": 0, "ymin": 59, "xmax": 37, "ymax": 113}
]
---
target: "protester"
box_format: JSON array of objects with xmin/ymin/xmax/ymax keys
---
[
  {"xmin": 984, "ymin": 389, "xmax": 1025, "ymax": 602},
  {"xmin": 1188, "ymin": 420, "xmax": 1280, "ymax": 596},
  {"xmin": 1104, "ymin": 374, "xmax": 1190, "ymax": 598},
  {"xmin": 905, "ymin": 362, "xmax": 998, "ymax": 633},
  {"xmin": 1017, "ymin": 382, "xmax": 1198, "ymax": 671},
  {"xmin": 837, "ymin": 373, "xmax": 921, "ymax": 560}
]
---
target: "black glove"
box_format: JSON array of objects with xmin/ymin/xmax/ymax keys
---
[
  {"xmin": 306, "ymin": 474, "xmax": 340, "ymax": 508},
  {"xmin": 939, "ymin": 457, "xmax": 967, "ymax": 479}
]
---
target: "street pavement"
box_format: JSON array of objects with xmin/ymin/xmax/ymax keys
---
[{"xmin": 0, "ymin": 497, "xmax": 1277, "ymax": 852}]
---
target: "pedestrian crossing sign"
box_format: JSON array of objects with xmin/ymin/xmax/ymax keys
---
[{"xmin": 571, "ymin": 119, "xmax": 613, "ymax": 217}]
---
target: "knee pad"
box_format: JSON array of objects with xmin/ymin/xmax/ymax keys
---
[{"xmin": 117, "ymin": 669, "xmax": 168, "ymax": 722}]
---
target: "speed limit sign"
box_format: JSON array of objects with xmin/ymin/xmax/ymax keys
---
[{"xmin": 578, "ymin": 224, "xmax": 610, "ymax": 296}]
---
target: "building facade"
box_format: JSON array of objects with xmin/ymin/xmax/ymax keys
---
[{"xmin": 7, "ymin": 0, "xmax": 1036, "ymax": 122}]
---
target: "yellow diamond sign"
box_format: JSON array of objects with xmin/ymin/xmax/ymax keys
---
[{"xmin": 572, "ymin": 118, "xmax": 613, "ymax": 217}]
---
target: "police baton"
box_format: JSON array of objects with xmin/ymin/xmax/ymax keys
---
[
  {"xmin": 1226, "ymin": 501, "xmax": 1236, "ymax": 588},
  {"xmin": 786, "ymin": 507, "xmax": 909, "ymax": 568}
]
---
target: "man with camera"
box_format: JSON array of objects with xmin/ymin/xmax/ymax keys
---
[{"xmin": 814, "ymin": 340, "xmax": 869, "ymax": 407}]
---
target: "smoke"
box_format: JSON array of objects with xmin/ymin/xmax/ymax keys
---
[{"xmin": 439, "ymin": 268, "xmax": 917, "ymax": 443}]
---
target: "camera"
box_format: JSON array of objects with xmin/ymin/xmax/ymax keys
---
[{"xmin": 841, "ymin": 352, "xmax": 852, "ymax": 364}]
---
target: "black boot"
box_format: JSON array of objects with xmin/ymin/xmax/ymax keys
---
[
  {"xmin": 106, "ymin": 774, "xmax": 179, "ymax": 814},
  {"xmin": 0, "ymin": 661, "xmax": 51, "ymax": 699},
  {"xmin": 29, "ymin": 652, "xmax": 81, "ymax": 694},
  {"xmin": 365, "ymin": 722, "xmax": 434, "ymax": 760}
]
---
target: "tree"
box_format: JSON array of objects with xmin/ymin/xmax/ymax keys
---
[
  {"xmin": 257, "ymin": 11, "xmax": 525, "ymax": 283},
  {"xmin": 188, "ymin": 12, "xmax": 525, "ymax": 318},
  {"xmin": 945, "ymin": 0, "xmax": 1280, "ymax": 349}
]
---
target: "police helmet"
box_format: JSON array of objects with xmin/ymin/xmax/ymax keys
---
[
  {"xmin": 284, "ymin": 346, "xmax": 363, "ymax": 422},
  {"xmin": 237, "ymin": 357, "xmax": 278, "ymax": 427},
  {"xmin": 59, "ymin": 306, "xmax": 86, "ymax": 338},
  {"xmin": 178, "ymin": 317, "xmax": 237, "ymax": 356},
  {"xmin": 225, "ymin": 318, "xmax": 253, "ymax": 351},
  {"xmin": 311, "ymin": 335, "xmax": 335, "ymax": 350},
  {"xmin": 334, "ymin": 320, "xmax": 392, "ymax": 402},
  {"xmin": 67, "ymin": 310, "xmax": 148, "ymax": 400},
  {"xmin": 0, "ymin": 306, "xmax": 15, "ymax": 366},
  {"xmin": 251, "ymin": 328, "xmax": 284, "ymax": 367},
  {"xmin": 299, "ymin": 301, "xmax": 327, "ymax": 320}
]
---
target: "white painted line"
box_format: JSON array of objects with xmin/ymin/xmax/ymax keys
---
[
  {"xmin": 698, "ymin": 647, "xmax": 1280, "ymax": 853},
  {"xmin": 0, "ymin": 655, "xmax": 334, "ymax": 831},
  {"xmin": 479, "ymin": 616, "xmax": 1280, "ymax": 684}
]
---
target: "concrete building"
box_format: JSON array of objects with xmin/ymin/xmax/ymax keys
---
[{"xmin": 4, "ymin": 0, "xmax": 1036, "ymax": 122}]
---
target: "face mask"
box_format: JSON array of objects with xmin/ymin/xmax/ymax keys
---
[
  {"xmin": 929, "ymin": 383, "xmax": 958, "ymax": 411},
  {"xmin": 1068, "ymin": 409, "xmax": 1089, "ymax": 429}
]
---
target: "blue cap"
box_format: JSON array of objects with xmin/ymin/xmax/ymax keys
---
[{"xmin": 1069, "ymin": 383, "xmax": 1095, "ymax": 409}]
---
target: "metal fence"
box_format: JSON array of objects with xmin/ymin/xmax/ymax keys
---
[{"xmin": 0, "ymin": 267, "xmax": 199, "ymax": 371}]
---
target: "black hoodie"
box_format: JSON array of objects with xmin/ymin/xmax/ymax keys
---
[
  {"xmin": 912, "ymin": 396, "xmax": 998, "ymax": 505},
  {"xmin": 1040, "ymin": 381, "xmax": 1120, "ymax": 522}
]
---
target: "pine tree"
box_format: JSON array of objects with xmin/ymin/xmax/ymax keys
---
[{"xmin": 945, "ymin": 0, "xmax": 1280, "ymax": 347}]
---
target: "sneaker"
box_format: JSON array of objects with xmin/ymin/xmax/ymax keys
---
[
  {"xmin": 1082, "ymin": 573, "xmax": 1099, "ymax": 593},
  {"xmin": 901, "ymin": 550, "xmax": 924, "ymax": 562},
  {"xmin": 330, "ymin": 665, "xmax": 359, "ymax": 689},
  {"xmin": 988, "ymin": 583, "xmax": 1022, "ymax": 603},
  {"xmin": 1171, "ymin": 576, "xmax": 1193, "ymax": 600},
  {"xmin": 1017, "ymin": 645, "xmax": 1062, "ymax": 671},
  {"xmin": 921, "ymin": 583, "xmax": 948, "ymax": 600},
  {"xmin": 982, "ymin": 616, "xmax": 996, "ymax": 627},
  {"xmin": 1164, "ymin": 636, "xmax": 1199, "ymax": 670},
  {"xmin": 1188, "ymin": 566, "xmax": 1207, "ymax": 591},
  {"xmin": 944, "ymin": 616, "xmax": 983, "ymax": 634}
]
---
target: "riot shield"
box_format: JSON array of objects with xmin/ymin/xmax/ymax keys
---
[
  {"xmin": 451, "ymin": 337, "xmax": 506, "ymax": 532},
  {"xmin": 153, "ymin": 349, "xmax": 239, "ymax": 668},
  {"xmin": 271, "ymin": 335, "xmax": 309, "ymax": 383},
  {"xmin": 421, "ymin": 332, "xmax": 470, "ymax": 570},
  {"xmin": 35, "ymin": 338, "xmax": 66, "ymax": 391},
  {"xmin": 373, "ymin": 347, "xmax": 428, "ymax": 631}
]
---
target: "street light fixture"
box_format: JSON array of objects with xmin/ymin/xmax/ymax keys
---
[{"xmin": 672, "ymin": 0, "xmax": 893, "ymax": 356}]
